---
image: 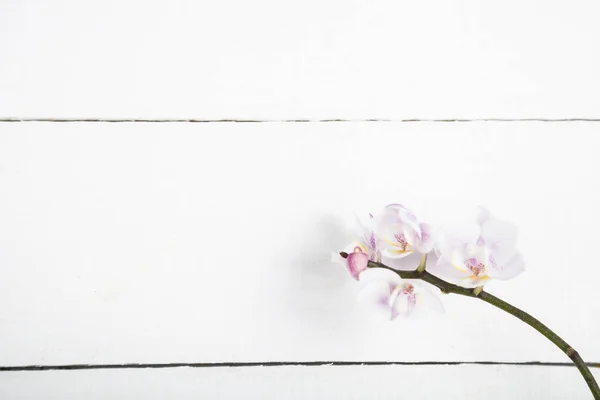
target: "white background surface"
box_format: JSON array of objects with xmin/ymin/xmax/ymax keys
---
[
  {"xmin": 1, "ymin": 0, "xmax": 600, "ymax": 399},
  {"xmin": 1, "ymin": 0, "xmax": 600, "ymax": 120},
  {"xmin": 2, "ymin": 365, "xmax": 600, "ymax": 399}
]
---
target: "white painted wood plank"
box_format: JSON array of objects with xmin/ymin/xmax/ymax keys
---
[
  {"xmin": 1, "ymin": 1, "xmax": 599, "ymax": 119},
  {"xmin": 0, "ymin": 122, "xmax": 599, "ymax": 365},
  {"xmin": 1, "ymin": 365, "xmax": 599, "ymax": 399}
]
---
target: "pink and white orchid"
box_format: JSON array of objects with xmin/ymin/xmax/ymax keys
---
[
  {"xmin": 357, "ymin": 268, "xmax": 443, "ymax": 320},
  {"xmin": 433, "ymin": 207, "xmax": 525, "ymax": 288},
  {"xmin": 372, "ymin": 204, "xmax": 435, "ymax": 271},
  {"xmin": 338, "ymin": 204, "xmax": 436, "ymax": 280},
  {"xmin": 374, "ymin": 204, "xmax": 435, "ymax": 258}
]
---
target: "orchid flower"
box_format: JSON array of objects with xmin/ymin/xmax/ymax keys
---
[
  {"xmin": 433, "ymin": 207, "xmax": 525, "ymax": 288},
  {"xmin": 371, "ymin": 204, "xmax": 435, "ymax": 270},
  {"xmin": 357, "ymin": 268, "xmax": 443, "ymax": 320},
  {"xmin": 374, "ymin": 204, "xmax": 435, "ymax": 258},
  {"xmin": 339, "ymin": 205, "xmax": 435, "ymax": 279}
]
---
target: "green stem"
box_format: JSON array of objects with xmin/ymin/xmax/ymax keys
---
[
  {"xmin": 478, "ymin": 291, "xmax": 599, "ymax": 398},
  {"xmin": 340, "ymin": 252, "xmax": 600, "ymax": 399}
]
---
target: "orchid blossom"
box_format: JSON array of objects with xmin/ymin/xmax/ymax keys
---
[
  {"xmin": 341, "ymin": 204, "xmax": 434, "ymax": 280},
  {"xmin": 373, "ymin": 204, "xmax": 435, "ymax": 267},
  {"xmin": 357, "ymin": 268, "xmax": 443, "ymax": 320},
  {"xmin": 432, "ymin": 207, "xmax": 524, "ymax": 288}
]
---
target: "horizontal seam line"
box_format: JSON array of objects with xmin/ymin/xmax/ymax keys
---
[
  {"xmin": 1, "ymin": 361, "xmax": 599, "ymax": 371},
  {"xmin": 1, "ymin": 118, "xmax": 600, "ymax": 123}
]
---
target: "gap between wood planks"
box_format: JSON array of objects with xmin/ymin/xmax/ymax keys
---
[
  {"xmin": 1, "ymin": 118, "xmax": 600, "ymax": 123},
  {"xmin": 1, "ymin": 361, "xmax": 599, "ymax": 371}
]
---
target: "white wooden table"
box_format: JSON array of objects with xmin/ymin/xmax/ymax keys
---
[{"xmin": 1, "ymin": 1, "xmax": 599, "ymax": 398}]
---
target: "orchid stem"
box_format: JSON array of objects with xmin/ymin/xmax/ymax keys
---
[{"xmin": 339, "ymin": 252, "xmax": 600, "ymax": 399}]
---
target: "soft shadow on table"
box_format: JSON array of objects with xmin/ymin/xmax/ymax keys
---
[{"xmin": 265, "ymin": 213, "xmax": 360, "ymax": 330}]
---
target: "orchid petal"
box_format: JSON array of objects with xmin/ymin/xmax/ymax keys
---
[
  {"xmin": 385, "ymin": 204, "xmax": 421, "ymax": 235},
  {"xmin": 380, "ymin": 245, "xmax": 415, "ymax": 260},
  {"xmin": 390, "ymin": 281, "xmax": 444, "ymax": 319},
  {"xmin": 393, "ymin": 281, "xmax": 445, "ymax": 319},
  {"xmin": 358, "ymin": 267, "xmax": 402, "ymax": 287},
  {"xmin": 358, "ymin": 268, "xmax": 403, "ymax": 320},
  {"xmin": 358, "ymin": 269, "xmax": 444, "ymax": 320},
  {"xmin": 357, "ymin": 280, "xmax": 395, "ymax": 319},
  {"xmin": 389, "ymin": 286, "xmax": 414, "ymax": 319},
  {"xmin": 432, "ymin": 256, "xmax": 484, "ymax": 288},
  {"xmin": 382, "ymin": 252, "xmax": 422, "ymax": 271},
  {"xmin": 415, "ymin": 223, "xmax": 435, "ymax": 254},
  {"xmin": 488, "ymin": 251, "xmax": 525, "ymax": 280},
  {"xmin": 434, "ymin": 256, "xmax": 471, "ymax": 279},
  {"xmin": 375, "ymin": 207, "xmax": 421, "ymax": 258},
  {"xmin": 413, "ymin": 284, "xmax": 445, "ymax": 315},
  {"xmin": 376, "ymin": 222, "xmax": 415, "ymax": 259},
  {"xmin": 402, "ymin": 223, "xmax": 420, "ymax": 247},
  {"xmin": 435, "ymin": 223, "xmax": 479, "ymax": 256},
  {"xmin": 481, "ymin": 218, "xmax": 518, "ymax": 264},
  {"xmin": 353, "ymin": 213, "xmax": 377, "ymax": 253}
]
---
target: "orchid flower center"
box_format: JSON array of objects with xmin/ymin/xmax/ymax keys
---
[
  {"xmin": 389, "ymin": 233, "xmax": 414, "ymax": 254},
  {"xmin": 464, "ymin": 257, "xmax": 486, "ymax": 277},
  {"xmin": 389, "ymin": 282, "xmax": 418, "ymax": 317},
  {"xmin": 401, "ymin": 282, "xmax": 415, "ymax": 294},
  {"xmin": 394, "ymin": 233, "xmax": 408, "ymax": 250}
]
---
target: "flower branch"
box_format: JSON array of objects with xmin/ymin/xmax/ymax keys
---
[
  {"xmin": 340, "ymin": 251, "xmax": 600, "ymax": 399},
  {"xmin": 336, "ymin": 204, "xmax": 599, "ymax": 398}
]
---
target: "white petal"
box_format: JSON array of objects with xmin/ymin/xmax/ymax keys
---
[
  {"xmin": 377, "ymin": 226, "xmax": 415, "ymax": 260},
  {"xmin": 481, "ymin": 217, "xmax": 518, "ymax": 264},
  {"xmin": 435, "ymin": 224, "xmax": 478, "ymax": 256},
  {"xmin": 380, "ymin": 246, "xmax": 416, "ymax": 260},
  {"xmin": 415, "ymin": 223, "xmax": 435, "ymax": 254},
  {"xmin": 488, "ymin": 251, "xmax": 525, "ymax": 280},
  {"xmin": 414, "ymin": 285, "xmax": 445, "ymax": 315},
  {"xmin": 389, "ymin": 281, "xmax": 444, "ymax": 319},
  {"xmin": 387, "ymin": 204, "xmax": 421, "ymax": 234},
  {"xmin": 433, "ymin": 256, "xmax": 470, "ymax": 278},
  {"xmin": 400, "ymin": 281, "xmax": 445, "ymax": 318},
  {"xmin": 358, "ymin": 267, "xmax": 403, "ymax": 287},
  {"xmin": 353, "ymin": 213, "xmax": 376, "ymax": 249},
  {"xmin": 357, "ymin": 280, "xmax": 394, "ymax": 319},
  {"xmin": 429, "ymin": 256, "xmax": 481, "ymax": 288},
  {"xmin": 424, "ymin": 251, "xmax": 440, "ymax": 268},
  {"xmin": 374, "ymin": 205, "xmax": 428, "ymax": 259},
  {"xmin": 452, "ymin": 276, "xmax": 485, "ymax": 289},
  {"xmin": 390, "ymin": 289, "xmax": 413, "ymax": 319},
  {"xmin": 382, "ymin": 252, "xmax": 422, "ymax": 271},
  {"xmin": 402, "ymin": 223, "xmax": 420, "ymax": 247}
]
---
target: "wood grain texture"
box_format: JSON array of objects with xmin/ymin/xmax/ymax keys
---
[
  {"xmin": 0, "ymin": 121, "xmax": 599, "ymax": 366},
  {"xmin": 1, "ymin": 0, "xmax": 599, "ymax": 119},
  {"xmin": 1, "ymin": 365, "xmax": 599, "ymax": 399}
]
